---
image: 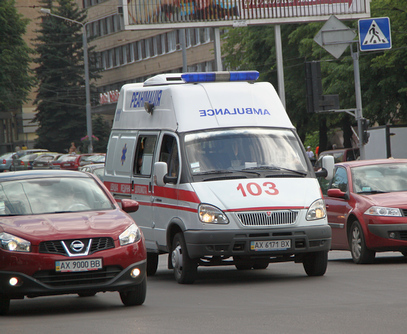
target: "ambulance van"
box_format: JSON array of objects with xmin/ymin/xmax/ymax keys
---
[{"xmin": 104, "ymin": 71, "xmax": 334, "ymax": 284}]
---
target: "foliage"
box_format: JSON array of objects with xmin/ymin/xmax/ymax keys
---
[
  {"xmin": 33, "ymin": 0, "xmax": 99, "ymax": 153},
  {"xmin": 0, "ymin": 0, "xmax": 34, "ymax": 111},
  {"xmin": 82, "ymin": 115, "xmax": 111, "ymax": 153},
  {"xmin": 221, "ymin": 0, "xmax": 407, "ymax": 150}
]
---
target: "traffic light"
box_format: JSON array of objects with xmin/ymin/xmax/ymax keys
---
[
  {"xmin": 305, "ymin": 61, "xmax": 322, "ymax": 113},
  {"xmin": 361, "ymin": 118, "xmax": 370, "ymax": 144}
]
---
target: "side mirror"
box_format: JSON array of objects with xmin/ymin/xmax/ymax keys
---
[
  {"xmin": 315, "ymin": 155, "xmax": 335, "ymax": 180},
  {"xmin": 154, "ymin": 162, "xmax": 168, "ymax": 187},
  {"xmin": 120, "ymin": 198, "xmax": 139, "ymax": 213},
  {"xmin": 327, "ymin": 188, "xmax": 347, "ymax": 199}
]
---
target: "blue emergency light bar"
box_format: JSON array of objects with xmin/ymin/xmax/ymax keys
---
[{"xmin": 181, "ymin": 71, "xmax": 259, "ymax": 83}]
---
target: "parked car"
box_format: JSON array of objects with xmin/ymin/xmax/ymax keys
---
[
  {"xmin": 10, "ymin": 149, "xmax": 49, "ymax": 171},
  {"xmin": 0, "ymin": 169, "xmax": 146, "ymax": 315},
  {"xmin": 12, "ymin": 152, "xmax": 49, "ymax": 171},
  {"xmin": 0, "ymin": 152, "xmax": 16, "ymax": 172},
  {"xmin": 80, "ymin": 153, "xmax": 106, "ymax": 165},
  {"xmin": 51, "ymin": 153, "xmax": 101, "ymax": 170},
  {"xmin": 32, "ymin": 153, "xmax": 63, "ymax": 170},
  {"xmin": 319, "ymin": 148, "xmax": 360, "ymax": 163},
  {"xmin": 79, "ymin": 163, "xmax": 105, "ymax": 182},
  {"xmin": 319, "ymin": 158, "xmax": 407, "ymax": 264}
]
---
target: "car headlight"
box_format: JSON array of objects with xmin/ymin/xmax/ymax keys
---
[
  {"xmin": 306, "ymin": 199, "xmax": 326, "ymax": 221},
  {"xmin": 119, "ymin": 224, "xmax": 141, "ymax": 246},
  {"xmin": 365, "ymin": 206, "xmax": 402, "ymax": 217},
  {"xmin": 0, "ymin": 232, "xmax": 31, "ymax": 252},
  {"xmin": 198, "ymin": 204, "xmax": 229, "ymax": 224}
]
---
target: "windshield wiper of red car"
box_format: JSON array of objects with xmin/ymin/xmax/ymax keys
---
[{"xmin": 357, "ymin": 190, "xmax": 388, "ymax": 194}]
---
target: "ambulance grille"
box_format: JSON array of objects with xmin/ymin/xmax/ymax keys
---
[{"xmin": 237, "ymin": 210, "xmax": 299, "ymax": 227}]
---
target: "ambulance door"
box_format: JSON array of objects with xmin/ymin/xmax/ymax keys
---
[
  {"xmin": 152, "ymin": 133, "xmax": 180, "ymax": 247},
  {"xmin": 131, "ymin": 132, "xmax": 159, "ymax": 251},
  {"xmin": 104, "ymin": 131, "xmax": 137, "ymax": 200}
]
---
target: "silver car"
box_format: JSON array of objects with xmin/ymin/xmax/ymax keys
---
[{"xmin": 0, "ymin": 152, "xmax": 16, "ymax": 172}]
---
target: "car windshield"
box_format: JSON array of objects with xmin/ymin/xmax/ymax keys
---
[
  {"xmin": 0, "ymin": 177, "xmax": 115, "ymax": 215},
  {"xmin": 56, "ymin": 155, "xmax": 77, "ymax": 162},
  {"xmin": 352, "ymin": 163, "xmax": 407, "ymax": 194},
  {"xmin": 184, "ymin": 128, "xmax": 308, "ymax": 179}
]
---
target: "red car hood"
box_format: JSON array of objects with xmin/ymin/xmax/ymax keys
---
[
  {"xmin": 358, "ymin": 191, "xmax": 407, "ymax": 208},
  {"xmin": 0, "ymin": 209, "xmax": 134, "ymax": 245}
]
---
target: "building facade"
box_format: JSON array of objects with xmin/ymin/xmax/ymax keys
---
[{"xmin": 6, "ymin": 0, "xmax": 222, "ymax": 153}]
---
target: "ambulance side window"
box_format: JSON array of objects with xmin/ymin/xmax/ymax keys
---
[
  {"xmin": 159, "ymin": 135, "xmax": 179, "ymax": 178},
  {"xmin": 133, "ymin": 135, "xmax": 157, "ymax": 176}
]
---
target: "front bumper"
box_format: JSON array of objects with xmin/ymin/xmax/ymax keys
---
[
  {"xmin": 184, "ymin": 225, "xmax": 331, "ymax": 259},
  {"xmin": 0, "ymin": 260, "xmax": 146, "ymax": 299}
]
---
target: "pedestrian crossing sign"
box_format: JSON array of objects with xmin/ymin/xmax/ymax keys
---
[{"xmin": 359, "ymin": 17, "xmax": 391, "ymax": 51}]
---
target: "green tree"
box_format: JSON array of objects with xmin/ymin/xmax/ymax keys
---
[
  {"xmin": 361, "ymin": 0, "xmax": 407, "ymax": 125},
  {"xmin": 80, "ymin": 115, "xmax": 111, "ymax": 153},
  {"xmin": 222, "ymin": 24, "xmax": 319, "ymax": 143},
  {"xmin": 222, "ymin": 0, "xmax": 407, "ymax": 151},
  {"xmin": 0, "ymin": 0, "xmax": 34, "ymax": 112},
  {"xmin": 33, "ymin": 0, "xmax": 98, "ymax": 153}
]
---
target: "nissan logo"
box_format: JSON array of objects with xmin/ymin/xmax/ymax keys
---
[{"xmin": 70, "ymin": 240, "xmax": 85, "ymax": 252}]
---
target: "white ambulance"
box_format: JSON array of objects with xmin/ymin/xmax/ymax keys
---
[{"xmin": 104, "ymin": 71, "xmax": 334, "ymax": 284}]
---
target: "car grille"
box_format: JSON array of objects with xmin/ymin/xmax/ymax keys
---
[
  {"xmin": 39, "ymin": 237, "xmax": 115, "ymax": 256},
  {"xmin": 32, "ymin": 266, "xmax": 122, "ymax": 287},
  {"xmin": 402, "ymin": 209, "xmax": 407, "ymax": 217},
  {"xmin": 237, "ymin": 210, "xmax": 299, "ymax": 227}
]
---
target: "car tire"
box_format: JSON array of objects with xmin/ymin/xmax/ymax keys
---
[
  {"xmin": 235, "ymin": 264, "xmax": 252, "ymax": 270},
  {"xmin": 302, "ymin": 251, "xmax": 328, "ymax": 276},
  {"xmin": 119, "ymin": 277, "xmax": 147, "ymax": 306},
  {"xmin": 252, "ymin": 261, "xmax": 269, "ymax": 270},
  {"xmin": 349, "ymin": 220, "xmax": 375, "ymax": 264},
  {"xmin": 147, "ymin": 252, "xmax": 159, "ymax": 276},
  {"xmin": 0, "ymin": 295, "xmax": 10, "ymax": 316},
  {"xmin": 171, "ymin": 233, "xmax": 197, "ymax": 284}
]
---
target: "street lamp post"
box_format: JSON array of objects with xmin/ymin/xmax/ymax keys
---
[{"xmin": 40, "ymin": 8, "xmax": 93, "ymax": 153}]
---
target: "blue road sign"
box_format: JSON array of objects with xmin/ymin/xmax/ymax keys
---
[{"xmin": 359, "ymin": 17, "xmax": 391, "ymax": 51}]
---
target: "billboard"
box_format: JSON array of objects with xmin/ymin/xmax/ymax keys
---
[{"xmin": 122, "ymin": 0, "xmax": 370, "ymax": 30}]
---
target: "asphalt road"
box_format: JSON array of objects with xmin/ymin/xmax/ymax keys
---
[{"xmin": 2, "ymin": 251, "xmax": 407, "ymax": 334}]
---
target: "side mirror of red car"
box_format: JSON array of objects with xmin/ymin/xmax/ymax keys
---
[
  {"xmin": 327, "ymin": 188, "xmax": 347, "ymax": 198},
  {"xmin": 120, "ymin": 199, "xmax": 139, "ymax": 213}
]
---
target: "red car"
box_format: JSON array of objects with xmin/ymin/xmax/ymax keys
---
[
  {"xmin": 51, "ymin": 153, "xmax": 102, "ymax": 170},
  {"xmin": 0, "ymin": 170, "xmax": 146, "ymax": 315},
  {"xmin": 319, "ymin": 159, "xmax": 407, "ymax": 263}
]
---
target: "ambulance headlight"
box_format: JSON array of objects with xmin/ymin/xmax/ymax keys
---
[
  {"xmin": 198, "ymin": 204, "xmax": 229, "ymax": 224},
  {"xmin": 306, "ymin": 199, "xmax": 326, "ymax": 221}
]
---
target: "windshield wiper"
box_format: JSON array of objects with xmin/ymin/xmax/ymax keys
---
[
  {"xmin": 357, "ymin": 190, "xmax": 388, "ymax": 194},
  {"xmin": 194, "ymin": 169, "xmax": 234, "ymax": 176},
  {"xmin": 244, "ymin": 166, "xmax": 307, "ymax": 177}
]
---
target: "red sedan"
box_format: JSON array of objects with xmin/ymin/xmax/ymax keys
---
[
  {"xmin": 319, "ymin": 159, "xmax": 407, "ymax": 263},
  {"xmin": 0, "ymin": 170, "xmax": 146, "ymax": 315},
  {"xmin": 51, "ymin": 153, "xmax": 103, "ymax": 170}
]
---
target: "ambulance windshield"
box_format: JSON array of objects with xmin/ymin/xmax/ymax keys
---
[{"xmin": 184, "ymin": 128, "xmax": 309, "ymax": 179}]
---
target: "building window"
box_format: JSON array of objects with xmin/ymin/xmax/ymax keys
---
[
  {"xmin": 113, "ymin": 15, "xmax": 121, "ymax": 32},
  {"xmin": 122, "ymin": 45, "xmax": 129, "ymax": 64},
  {"xmin": 129, "ymin": 43, "xmax": 135, "ymax": 62},
  {"xmin": 115, "ymin": 47, "xmax": 122, "ymax": 66},
  {"xmin": 99, "ymin": 19, "xmax": 106, "ymax": 36},
  {"xmin": 108, "ymin": 49, "xmax": 114, "ymax": 68},
  {"xmin": 106, "ymin": 16, "xmax": 113, "ymax": 34},
  {"xmin": 138, "ymin": 41, "xmax": 145, "ymax": 59},
  {"xmin": 167, "ymin": 31, "xmax": 177, "ymax": 52},
  {"xmin": 185, "ymin": 29, "xmax": 192, "ymax": 48},
  {"xmin": 153, "ymin": 36, "xmax": 159, "ymax": 56}
]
